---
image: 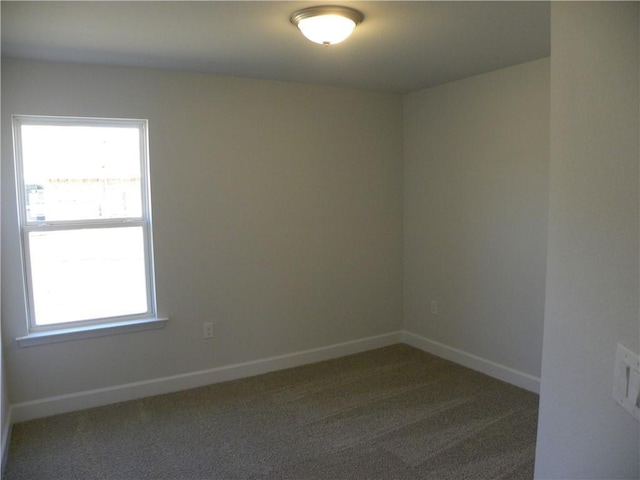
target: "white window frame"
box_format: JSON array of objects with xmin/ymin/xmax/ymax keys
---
[{"xmin": 12, "ymin": 115, "xmax": 166, "ymax": 347}]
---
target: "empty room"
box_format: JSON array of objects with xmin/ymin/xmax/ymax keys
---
[{"xmin": 1, "ymin": 2, "xmax": 639, "ymax": 479}]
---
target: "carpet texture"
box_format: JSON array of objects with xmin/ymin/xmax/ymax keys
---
[{"xmin": 5, "ymin": 344, "xmax": 539, "ymax": 479}]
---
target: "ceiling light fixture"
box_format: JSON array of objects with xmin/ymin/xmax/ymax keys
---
[{"xmin": 290, "ymin": 5, "xmax": 364, "ymax": 46}]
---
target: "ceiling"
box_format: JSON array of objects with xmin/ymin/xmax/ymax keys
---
[{"xmin": 1, "ymin": 1, "xmax": 550, "ymax": 94}]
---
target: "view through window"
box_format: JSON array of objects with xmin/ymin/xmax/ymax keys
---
[{"xmin": 13, "ymin": 116, "xmax": 156, "ymax": 329}]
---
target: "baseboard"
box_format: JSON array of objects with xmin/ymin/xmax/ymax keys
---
[
  {"xmin": 402, "ymin": 331, "xmax": 540, "ymax": 394},
  {"xmin": 9, "ymin": 330, "xmax": 539, "ymax": 423},
  {"xmin": 1, "ymin": 406, "xmax": 11, "ymax": 479},
  {"xmin": 10, "ymin": 331, "xmax": 403, "ymax": 423}
]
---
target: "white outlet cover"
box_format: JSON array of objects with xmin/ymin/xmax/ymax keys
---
[
  {"xmin": 613, "ymin": 343, "xmax": 640, "ymax": 421},
  {"xmin": 202, "ymin": 322, "xmax": 214, "ymax": 339}
]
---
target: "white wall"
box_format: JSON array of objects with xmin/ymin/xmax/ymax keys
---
[
  {"xmin": 535, "ymin": 3, "xmax": 640, "ymax": 479},
  {"xmin": 1, "ymin": 58, "xmax": 403, "ymax": 406},
  {"xmin": 0, "ymin": 52, "xmax": 8, "ymax": 470},
  {"xmin": 0, "ymin": 204, "xmax": 6, "ymax": 477},
  {"xmin": 1, "ymin": 347, "xmax": 8, "ymax": 475},
  {"xmin": 403, "ymin": 58, "xmax": 550, "ymax": 382}
]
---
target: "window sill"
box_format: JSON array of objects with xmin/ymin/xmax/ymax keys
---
[{"xmin": 16, "ymin": 317, "xmax": 169, "ymax": 347}]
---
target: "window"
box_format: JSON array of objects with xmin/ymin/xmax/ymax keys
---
[{"xmin": 12, "ymin": 115, "xmax": 163, "ymax": 344}]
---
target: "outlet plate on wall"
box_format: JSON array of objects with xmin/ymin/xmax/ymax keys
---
[
  {"xmin": 430, "ymin": 300, "xmax": 438, "ymax": 315},
  {"xmin": 612, "ymin": 343, "xmax": 640, "ymax": 421},
  {"xmin": 202, "ymin": 322, "xmax": 214, "ymax": 339}
]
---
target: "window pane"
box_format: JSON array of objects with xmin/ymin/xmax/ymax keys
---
[
  {"xmin": 28, "ymin": 227, "xmax": 149, "ymax": 325},
  {"xmin": 20, "ymin": 124, "xmax": 142, "ymax": 222}
]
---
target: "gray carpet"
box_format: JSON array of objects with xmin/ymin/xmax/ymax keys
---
[{"xmin": 5, "ymin": 344, "xmax": 539, "ymax": 479}]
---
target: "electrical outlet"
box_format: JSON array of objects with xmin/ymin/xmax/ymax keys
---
[
  {"xmin": 430, "ymin": 300, "xmax": 438, "ymax": 315},
  {"xmin": 202, "ymin": 322, "xmax": 214, "ymax": 339}
]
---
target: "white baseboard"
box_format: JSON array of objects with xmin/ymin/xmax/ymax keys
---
[
  {"xmin": 9, "ymin": 330, "xmax": 539, "ymax": 424},
  {"xmin": 1, "ymin": 406, "xmax": 11, "ymax": 479},
  {"xmin": 402, "ymin": 331, "xmax": 540, "ymax": 394},
  {"xmin": 10, "ymin": 331, "xmax": 403, "ymax": 423}
]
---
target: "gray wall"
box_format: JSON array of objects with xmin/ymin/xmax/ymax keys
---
[
  {"xmin": 403, "ymin": 58, "xmax": 550, "ymax": 378},
  {"xmin": 535, "ymin": 3, "xmax": 640, "ymax": 478},
  {"xmin": 1, "ymin": 58, "xmax": 404, "ymax": 403}
]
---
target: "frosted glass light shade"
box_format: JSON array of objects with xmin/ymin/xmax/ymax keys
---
[
  {"xmin": 297, "ymin": 15, "xmax": 356, "ymax": 45},
  {"xmin": 291, "ymin": 6, "xmax": 364, "ymax": 46}
]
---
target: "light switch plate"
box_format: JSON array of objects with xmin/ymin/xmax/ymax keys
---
[{"xmin": 613, "ymin": 343, "xmax": 640, "ymax": 421}]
